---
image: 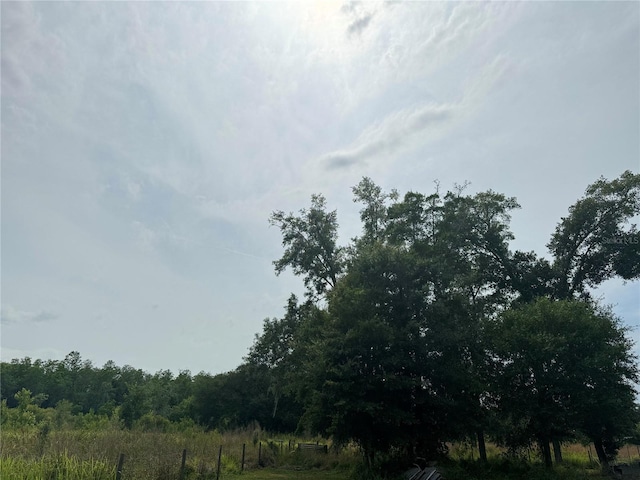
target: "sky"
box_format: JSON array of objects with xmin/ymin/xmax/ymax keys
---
[{"xmin": 2, "ymin": 1, "xmax": 639, "ymax": 376}]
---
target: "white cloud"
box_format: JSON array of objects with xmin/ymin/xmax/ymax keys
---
[
  {"xmin": 314, "ymin": 52, "xmax": 510, "ymax": 175},
  {"xmin": 320, "ymin": 102, "xmax": 456, "ymax": 171}
]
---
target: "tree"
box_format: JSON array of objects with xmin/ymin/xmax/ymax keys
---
[
  {"xmin": 270, "ymin": 195, "xmax": 344, "ymax": 299},
  {"xmin": 120, "ymin": 384, "xmax": 147, "ymax": 429},
  {"xmin": 299, "ymin": 242, "xmax": 433, "ymax": 468},
  {"xmin": 267, "ymin": 174, "xmax": 639, "ymax": 475},
  {"xmin": 275, "ymin": 181, "xmax": 527, "ymax": 465},
  {"xmin": 488, "ymin": 298, "xmax": 638, "ymax": 468},
  {"xmin": 191, "ymin": 365, "xmax": 292, "ymax": 431},
  {"xmin": 548, "ymin": 170, "xmax": 640, "ymax": 300},
  {"xmin": 352, "ymin": 177, "xmax": 397, "ymax": 245},
  {"xmin": 245, "ymin": 294, "xmax": 309, "ymax": 421}
]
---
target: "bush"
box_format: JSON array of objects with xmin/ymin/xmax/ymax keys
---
[{"xmin": 135, "ymin": 413, "xmax": 171, "ymax": 432}]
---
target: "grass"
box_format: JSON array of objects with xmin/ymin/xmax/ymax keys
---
[
  {"xmin": 2, "ymin": 425, "xmax": 638, "ymax": 479},
  {"xmin": 1, "ymin": 455, "xmax": 116, "ymax": 480},
  {"xmin": 0, "ymin": 426, "xmax": 358, "ymax": 479}
]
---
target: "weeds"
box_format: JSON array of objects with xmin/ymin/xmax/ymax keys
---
[
  {"xmin": 1, "ymin": 454, "xmax": 115, "ymax": 480},
  {"xmin": 1, "ymin": 424, "xmax": 637, "ymax": 479}
]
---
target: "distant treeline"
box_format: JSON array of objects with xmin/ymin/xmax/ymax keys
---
[
  {"xmin": 3, "ymin": 171, "xmax": 640, "ymax": 474},
  {"xmin": 1, "ymin": 351, "xmax": 301, "ymax": 432}
]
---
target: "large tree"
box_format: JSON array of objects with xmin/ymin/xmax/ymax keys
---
[
  {"xmin": 265, "ymin": 172, "xmax": 639, "ymax": 474},
  {"xmin": 284, "ymin": 182, "xmax": 525, "ymax": 464},
  {"xmin": 488, "ymin": 298, "xmax": 638, "ymax": 468},
  {"xmin": 548, "ymin": 170, "xmax": 640, "ymax": 299}
]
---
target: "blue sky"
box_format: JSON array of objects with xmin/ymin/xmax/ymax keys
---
[{"xmin": 2, "ymin": 1, "xmax": 639, "ymax": 375}]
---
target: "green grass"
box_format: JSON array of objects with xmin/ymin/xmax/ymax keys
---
[
  {"xmin": 0, "ymin": 426, "xmax": 358, "ymax": 479},
  {"xmin": 1, "ymin": 454, "xmax": 116, "ymax": 480},
  {"xmin": 2, "ymin": 425, "xmax": 637, "ymax": 480}
]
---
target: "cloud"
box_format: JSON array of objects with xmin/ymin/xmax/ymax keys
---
[
  {"xmin": 339, "ymin": 2, "xmax": 380, "ymax": 38},
  {"xmin": 317, "ymin": 50, "xmax": 510, "ymax": 174},
  {"xmin": 1, "ymin": 306, "xmax": 58, "ymax": 325},
  {"xmin": 347, "ymin": 13, "xmax": 374, "ymax": 36},
  {"xmin": 321, "ymin": 102, "xmax": 456, "ymax": 170}
]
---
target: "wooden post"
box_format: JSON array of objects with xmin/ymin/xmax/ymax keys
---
[
  {"xmin": 241, "ymin": 443, "xmax": 246, "ymax": 472},
  {"xmin": 258, "ymin": 441, "xmax": 262, "ymax": 466},
  {"xmin": 216, "ymin": 445, "xmax": 223, "ymax": 480},
  {"xmin": 180, "ymin": 449, "xmax": 187, "ymax": 480},
  {"xmin": 116, "ymin": 453, "xmax": 125, "ymax": 480}
]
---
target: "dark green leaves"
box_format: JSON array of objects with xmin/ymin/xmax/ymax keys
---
[
  {"xmin": 548, "ymin": 170, "xmax": 640, "ymax": 298},
  {"xmin": 270, "ymin": 195, "xmax": 344, "ymax": 299}
]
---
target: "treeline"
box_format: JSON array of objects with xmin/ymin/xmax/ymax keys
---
[
  {"xmin": 2, "ymin": 171, "xmax": 639, "ymax": 474},
  {"xmin": 0, "ymin": 352, "xmax": 301, "ymax": 432}
]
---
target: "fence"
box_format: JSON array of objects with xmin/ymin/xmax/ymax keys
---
[{"xmin": 113, "ymin": 440, "xmax": 329, "ymax": 480}]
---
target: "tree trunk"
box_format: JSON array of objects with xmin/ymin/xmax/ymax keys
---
[
  {"xmin": 363, "ymin": 446, "xmax": 375, "ymax": 473},
  {"xmin": 540, "ymin": 439, "xmax": 553, "ymax": 468},
  {"xmin": 593, "ymin": 439, "xmax": 609, "ymax": 469},
  {"xmin": 477, "ymin": 430, "xmax": 487, "ymax": 463},
  {"xmin": 552, "ymin": 438, "xmax": 563, "ymax": 464},
  {"xmin": 271, "ymin": 393, "xmax": 279, "ymax": 418}
]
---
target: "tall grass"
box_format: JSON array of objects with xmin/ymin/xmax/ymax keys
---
[
  {"xmin": 2, "ymin": 424, "xmax": 637, "ymax": 479},
  {"xmin": 0, "ymin": 425, "xmax": 357, "ymax": 479},
  {"xmin": 1, "ymin": 454, "xmax": 115, "ymax": 480}
]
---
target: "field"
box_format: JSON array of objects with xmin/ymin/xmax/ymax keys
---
[
  {"xmin": 0, "ymin": 426, "xmax": 361, "ymax": 479},
  {"xmin": 1, "ymin": 425, "xmax": 639, "ymax": 479}
]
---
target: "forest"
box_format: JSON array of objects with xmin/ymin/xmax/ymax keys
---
[{"xmin": 2, "ymin": 170, "xmax": 639, "ymax": 477}]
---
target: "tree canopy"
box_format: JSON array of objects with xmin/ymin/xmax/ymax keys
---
[{"xmin": 259, "ymin": 170, "xmax": 639, "ymax": 469}]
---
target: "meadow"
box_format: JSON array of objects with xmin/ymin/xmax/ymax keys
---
[{"xmin": 2, "ymin": 423, "xmax": 638, "ymax": 480}]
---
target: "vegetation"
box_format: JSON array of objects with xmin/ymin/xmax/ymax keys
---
[{"xmin": 2, "ymin": 171, "xmax": 639, "ymax": 479}]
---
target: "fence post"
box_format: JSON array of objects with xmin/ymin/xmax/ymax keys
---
[
  {"xmin": 116, "ymin": 453, "xmax": 125, "ymax": 480},
  {"xmin": 241, "ymin": 443, "xmax": 246, "ymax": 472},
  {"xmin": 216, "ymin": 445, "xmax": 223, "ymax": 480},
  {"xmin": 180, "ymin": 449, "xmax": 187, "ymax": 480},
  {"xmin": 258, "ymin": 441, "xmax": 262, "ymax": 467}
]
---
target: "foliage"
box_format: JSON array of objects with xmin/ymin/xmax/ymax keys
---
[
  {"xmin": 488, "ymin": 298, "xmax": 638, "ymax": 466},
  {"xmin": 260, "ymin": 171, "xmax": 639, "ymax": 471},
  {"xmin": 270, "ymin": 194, "xmax": 344, "ymax": 299},
  {"xmin": 548, "ymin": 170, "xmax": 640, "ymax": 299}
]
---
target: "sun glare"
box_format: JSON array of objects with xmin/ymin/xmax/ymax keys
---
[{"xmin": 277, "ymin": 1, "xmax": 371, "ymax": 63}]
